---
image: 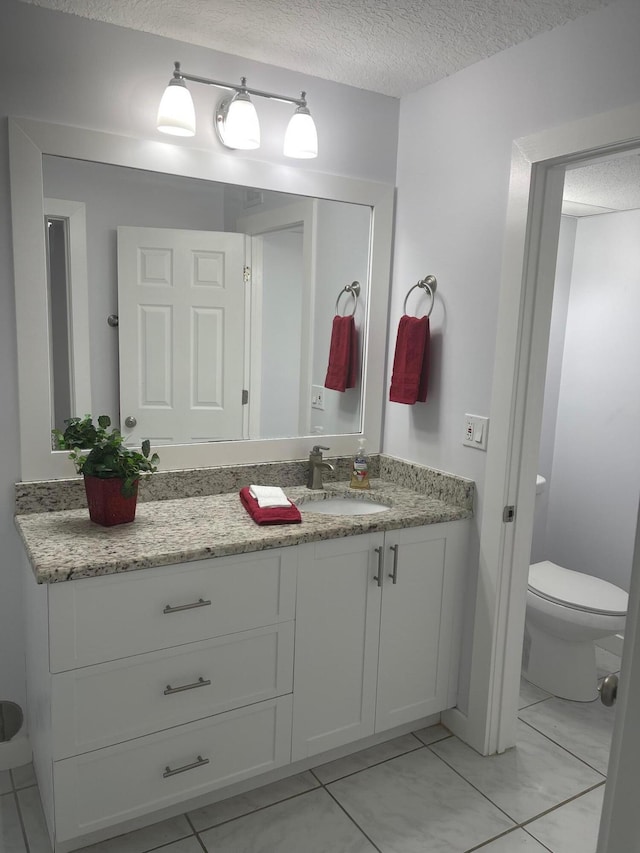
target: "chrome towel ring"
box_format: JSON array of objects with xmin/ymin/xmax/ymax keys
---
[
  {"xmin": 403, "ymin": 274, "xmax": 437, "ymax": 317},
  {"xmin": 335, "ymin": 281, "xmax": 361, "ymax": 317}
]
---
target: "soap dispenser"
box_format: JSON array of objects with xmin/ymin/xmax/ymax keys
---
[{"xmin": 350, "ymin": 439, "xmax": 370, "ymax": 490}]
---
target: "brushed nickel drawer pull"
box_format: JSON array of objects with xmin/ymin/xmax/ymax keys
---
[
  {"xmin": 163, "ymin": 598, "xmax": 211, "ymax": 614},
  {"xmin": 388, "ymin": 544, "xmax": 399, "ymax": 584},
  {"xmin": 164, "ymin": 676, "xmax": 212, "ymax": 696},
  {"xmin": 163, "ymin": 755, "xmax": 209, "ymax": 778},
  {"xmin": 373, "ymin": 546, "xmax": 383, "ymax": 587}
]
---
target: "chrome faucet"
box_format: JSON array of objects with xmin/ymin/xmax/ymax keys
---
[{"xmin": 307, "ymin": 445, "xmax": 335, "ymax": 490}]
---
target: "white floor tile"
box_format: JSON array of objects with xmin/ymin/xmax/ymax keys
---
[
  {"xmin": 16, "ymin": 786, "xmax": 52, "ymax": 853},
  {"xmin": 0, "ymin": 770, "xmax": 12, "ymax": 795},
  {"xmin": 519, "ymin": 677, "xmax": 551, "ymax": 710},
  {"xmin": 73, "ymin": 816, "xmax": 193, "ymax": 853},
  {"xmin": 199, "ymin": 787, "xmax": 378, "ymax": 853},
  {"xmin": 328, "ymin": 747, "xmax": 514, "ymax": 853},
  {"xmin": 0, "ymin": 793, "xmax": 27, "ymax": 853},
  {"xmin": 525, "ymin": 785, "xmax": 605, "ymax": 853},
  {"xmin": 11, "ymin": 763, "xmax": 37, "ymax": 790},
  {"xmin": 312, "ymin": 733, "xmax": 422, "ymax": 784},
  {"xmin": 188, "ymin": 771, "xmax": 319, "ymax": 831},
  {"xmin": 595, "ymin": 647, "xmax": 621, "ymax": 678},
  {"xmin": 519, "ymin": 696, "xmax": 615, "ymax": 775},
  {"xmin": 473, "ymin": 828, "xmax": 549, "ymax": 851},
  {"xmin": 430, "ymin": 721, "xmax": 604, "ymax": 823},
  {"xmin": 412, "ymin": 723, "xmax": 452, "ymax": 747}
]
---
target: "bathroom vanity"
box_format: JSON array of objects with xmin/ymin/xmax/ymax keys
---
[{"xmin": 16, "ymin": 472, "xmax": 471, "ymax": 852}]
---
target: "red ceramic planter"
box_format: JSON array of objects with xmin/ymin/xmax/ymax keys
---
[{"xmin": 83, "ymin": 475, "xmax": 139, "ymax": 526}]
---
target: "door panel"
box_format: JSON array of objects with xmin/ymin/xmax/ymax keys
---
[{"xmin": 118, "ymin": 226, "xmax": 247, "ymax": 444}]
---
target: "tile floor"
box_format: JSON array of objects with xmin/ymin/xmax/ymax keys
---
[{"xmin": 1, "ymin": 649, "xmax": 620, "ymax": 853}]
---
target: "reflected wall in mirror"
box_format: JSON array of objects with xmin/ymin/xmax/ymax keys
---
[
  {"xmin": 43, "ymin": 156, "xmax": 371, "ymax": 445},
  {"xmin": 9, "ymin": 118, "xmax": 393, "ymax": 480}
]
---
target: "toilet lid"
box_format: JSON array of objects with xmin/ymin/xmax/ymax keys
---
[{"xmin": 529, "ymin": 561, "xmax": 628, "ymax": 615}]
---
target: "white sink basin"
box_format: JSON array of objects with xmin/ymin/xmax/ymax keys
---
[{"xmin": 297, "ymin": 496, "xmax": 391, "ymax": 516}]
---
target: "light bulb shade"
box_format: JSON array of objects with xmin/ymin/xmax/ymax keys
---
[
  {"xmin": 283, "ymin": 107, "xmax": 318, "ymax": 159},
  {"xmin": 157, "ymin": 79, "xmax": 196, "ymax": 137},
  {"xmin": 219, "ymin": 92, "xmax": 260, "ymax": 150}
]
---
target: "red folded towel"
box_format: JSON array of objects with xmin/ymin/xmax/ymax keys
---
[
  {"xmin": 239, "ymin": 487, "xmax": 302, "ymax": 525},
  {"xmin": 389, "ymin": 315, "xmax": 430, "ymax": 404},
  {"xmin": 324, "ymin": 315, "xmax": 358, "ymax": 392}
]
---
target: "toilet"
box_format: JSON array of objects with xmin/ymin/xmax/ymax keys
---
[{"xmin": 523, "ymin": 560, "xmax": 627, "ymax": 701}]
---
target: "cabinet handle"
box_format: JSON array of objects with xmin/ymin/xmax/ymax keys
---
[
  {"xmin": 164, "ymin": 676, "xmax": 212, "ymax": 696},
  {"xmin": 388, "ymin": 544, "xmax": 399, "ymax": 584},
  {"xmin": 163, "ymin": 755, "xmax": 209, "ymax": 778},
  {"xmin": 373, "ymin": 546, "xmax": 383, "ymax": 587},
  {"xmin": 163, "ymin": 598, "xmax": 211, "ymax": 614}
]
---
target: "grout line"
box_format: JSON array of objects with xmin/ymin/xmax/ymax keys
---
[
  {"xmin": 12, "ymin": 789, "xmax": 32, "ymax": 853},
  {"xmin": 311, "ymin": 741, "xmax": 427, "ymax": 785},
  {"xmin": 187, "ymin": 787, "xmax": 321, "ymax": 834},
  {"xmin": 517, "ymin": 717, "xmax": 609, "ymax": 777},
  {"xmin": 323, "ymin": 786, "xmax": 384, "ymax": 853},
  {"xmin": 518, "ymin": 695, "xmax": 553, "ymax": 711},
  {"xmin": 519, "ymin": 827, "xmax": 555, "ymax": 853},
  {"xmin": 519, "ymin": 780, "xmax": 607, "ymax": 828},
  {"xmin": 424, "ymin": 744, "xmax": 519, "ymax": 826},
  {"xmin": 192, "ymin": 830, "xmax": 208, "ymax": 853}
]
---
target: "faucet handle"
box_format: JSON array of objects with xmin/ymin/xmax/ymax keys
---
[{"xmin": 311, "ymin": 445, "xmax": 330, "ymax": 454}]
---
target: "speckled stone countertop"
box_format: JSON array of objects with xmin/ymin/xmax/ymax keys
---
[{"xmin": 16, "ymin": 479, "xmax": 472, "ymax": 584}]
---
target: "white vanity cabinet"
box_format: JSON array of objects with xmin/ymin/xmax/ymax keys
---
[
  {"xmin": 25, "ymin": 547, "xmax": 297, "ymax": 850},
  {"xmin": 291, "ymin": 521, "xmax": 469, "ymax": 761},
  {"xmin": 23, "ymin": 518, "xmax": 468, "ymax": 851}
]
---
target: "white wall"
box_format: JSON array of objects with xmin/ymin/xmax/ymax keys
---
[
  {"xmin": 0, "ymin": 0, "xmax": 398, "ymax": 721},
  {"xmin": 391, "ymin": 0, "xmax": 640, "ymax": 711},
  {"xmin": 543, "ymin": 210, "xmax": 640, "ymax": 592},
  {"xmin": 531, "ymin": 216, "xmax": 576, "ymax": 565},
  {"xmin": 260, "ymin": 229, "xmax": 303, "ymax": 437},
  {"xmin": 311, "ymin": 199, "xmax": 371, "ymax": 440}
]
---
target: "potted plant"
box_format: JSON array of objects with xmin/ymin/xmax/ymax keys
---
[{"xmin": 52, "ymin": 415, "xmax": 159, "ymax": 526}]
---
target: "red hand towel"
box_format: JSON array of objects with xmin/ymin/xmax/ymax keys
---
[
  {"xmin": 239, "ymin": 487, "xmax": 302, "ymax": 525},
  {"xmin": 325, "ymin": 315, "xmax": 358, "ymax": 392},
  {"xmin": 389, "ymin": 315, "xmax": 430, "ymax": 404}
]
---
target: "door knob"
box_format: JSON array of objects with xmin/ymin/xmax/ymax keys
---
[
  {"xmin": 598, "ymin": 673, "xmax": 618, "ymax": 707},
  {"xmin": 124, "ymin": 416, "xmax": 137, "ymax": 429}
]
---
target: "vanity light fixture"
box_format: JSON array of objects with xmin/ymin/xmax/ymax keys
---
[{"xmin": 157, "ymin": 62, "xmax": 318, "ymax": 159}]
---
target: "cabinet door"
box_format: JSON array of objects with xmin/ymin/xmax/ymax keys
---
[
  {"xmin": 376, "ymin": 522, "xmax": 466, "ymax": 732},
  {"xmin": 291, "ymin": 534, "xmax": 383, "ymax": 761}
]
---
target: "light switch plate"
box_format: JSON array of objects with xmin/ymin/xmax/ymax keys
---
[
  {"xmin": 463, "ymin": 414, "xmax": 489, "ymax": 450},
  {"xmin": 311, "ymin": 385, "xmax": 325, "ymax": 410}
]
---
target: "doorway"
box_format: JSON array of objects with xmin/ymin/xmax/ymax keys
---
[{"xmin": 461, "ymin": 101, "xmax": 640, "ymax": 851}]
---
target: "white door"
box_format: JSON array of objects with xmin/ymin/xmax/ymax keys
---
[
  {"xmin": 291, "ymin": 535, "xmax": 383, "ymax": 761},
  {"xmin": 117, "ymin": 226, "xmax": 247, "ymax": 445}
]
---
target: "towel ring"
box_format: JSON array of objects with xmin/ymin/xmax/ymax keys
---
[
  {"xmin": 335, "ymin": 281, "xmax": 361, "ymax": 317},
  {"xmin": 403, "ymin": 274, "xmax": 437, "ymax": 317}
]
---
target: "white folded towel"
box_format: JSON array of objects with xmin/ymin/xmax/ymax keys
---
[{"xmin": 249, "ymin": 485, "xmax": 292, "ymax": 508}]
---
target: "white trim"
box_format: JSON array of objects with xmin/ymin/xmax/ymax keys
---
[
  {"xmin": 9, "ymin": 117, "xmax": 393, "ymax": 481},
  {"xmin": 44, "ymin": 198, "xmax": 92, "ymax": 418},
  {"xmin": 468, "ymin": 100, "xmax": 640, "ymax": 756},
  {"xmin": 237, "ymin": 200, "xmax": 317, "ymax": 438}
]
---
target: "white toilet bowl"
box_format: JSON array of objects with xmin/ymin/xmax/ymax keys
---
[{"xmin": 523, "ymin": 561, "xmax": 627, "ymax": 701}]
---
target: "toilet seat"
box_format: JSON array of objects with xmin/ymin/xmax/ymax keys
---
[{"xmin": 529, "ymin": 561, "xmax": 628, "ymax": 616}]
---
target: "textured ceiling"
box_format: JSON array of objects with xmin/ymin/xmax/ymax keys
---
[
  {"xmin": 563, "ymin": 155, "xmax": 640, "ymax": 214},
  {"xmin": 20, "ymin": 0, "xmax": 613, "ymax": 97}
]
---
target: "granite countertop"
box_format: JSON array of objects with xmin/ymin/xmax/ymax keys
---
[{"xmin": 16, "ymin": 479, "xmax": 472, "ymax": 584}]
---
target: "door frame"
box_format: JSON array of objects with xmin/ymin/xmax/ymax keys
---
[
  {"xmin": 456, "ymin": 99, "xmax": 640, "ymax": 761},
  {"xmin": 236, "ymin": 200, "xmax": 316, "ymax": 439}
]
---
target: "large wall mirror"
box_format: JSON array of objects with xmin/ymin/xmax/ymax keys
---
[{"xmin": 9, "ymin": 118, "xmax": 394, "ymax": 481}]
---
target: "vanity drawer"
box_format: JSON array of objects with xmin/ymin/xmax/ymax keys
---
[
  {"xmin": 48, "ymin": 548, "xmax": 297, "ymax": 672},
  {"xmin": 51, "ymin": 621, "xmax": 294, "ymax": 759},
  {"xmin": 53, "ymin": 694, "xmax": 293, "ymax": 843}
]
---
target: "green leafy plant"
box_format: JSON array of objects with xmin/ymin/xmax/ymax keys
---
[{"xmin": 52, "ymin": 415, "xmax": 160, "ymax": 497}]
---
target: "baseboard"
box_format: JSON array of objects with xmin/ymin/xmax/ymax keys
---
[{"xmin": 596, "ymin": 634, "xmax": 624, "ymax": 658}]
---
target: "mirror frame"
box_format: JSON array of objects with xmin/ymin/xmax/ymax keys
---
[{"xmin": 9, "ymin": 117, "xmax": 394, "ymax": 482}]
